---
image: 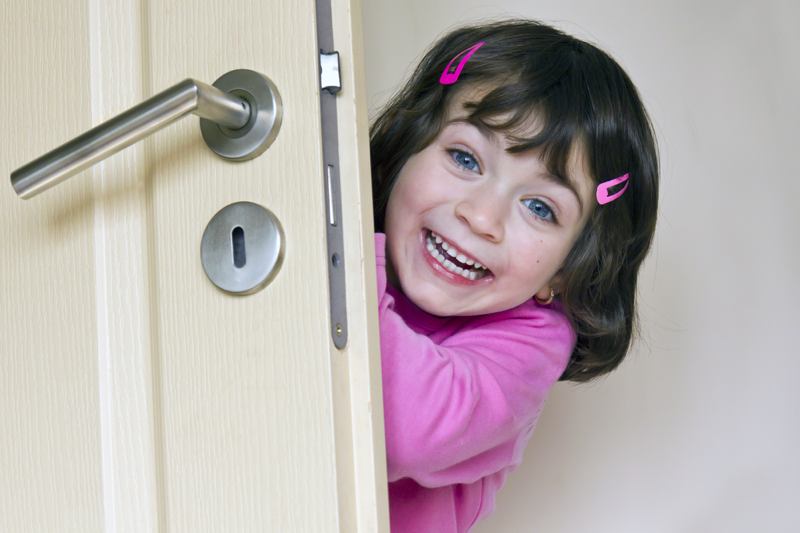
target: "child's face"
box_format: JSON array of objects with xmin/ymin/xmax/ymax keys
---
[{"xmin": 384, "ymin": 96, "xmax": 595, "ymax": 317}]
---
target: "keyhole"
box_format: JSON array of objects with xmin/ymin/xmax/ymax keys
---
[{"xmin": 232, "ymin": 226, "xmax": 246, "ymax": 268}]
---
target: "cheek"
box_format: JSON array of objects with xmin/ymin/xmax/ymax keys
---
[
  {"xmin": 387, "ymin": 174, "xmax": 444, "ymax": 224},
  {"xmin": 392, "ymin": 150, "xmax": 453, "ymax": 201},
  {"xmin": 385, "ymin": 185, "xmax": 428, "ymax": 250},
  {"xmin": 511, "ymin": 241, "xmax": 565, "ymax": 285},
  {"xmin": 385, "ymin": 184, "xmax": 416, "ymax": 232}
]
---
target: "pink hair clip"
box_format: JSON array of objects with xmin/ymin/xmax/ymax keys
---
[
  {"xmin": 439, "ymin": 41, "xmax": 486, "ymax": 85},
  {"xmin": 596, "ymin": 173, "xmax": 630, "ymax": 205}
]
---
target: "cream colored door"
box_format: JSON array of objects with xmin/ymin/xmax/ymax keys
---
[{"xmin": 0, "ymin": 1, "xmax": 388, "ymax": 531}]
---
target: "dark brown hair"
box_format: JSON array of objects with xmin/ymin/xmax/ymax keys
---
[{"xmin": 370, "ymin": 19, "xmax": 659, "ymax": 382}]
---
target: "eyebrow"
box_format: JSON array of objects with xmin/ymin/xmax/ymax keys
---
[
  {"xmin": 538, "ymin": 170, "xmax": 584, "ymax": 216},
  {"xmin": 446, "ymin": 118, "xmax": 585, "ymax": 216},
  {"xmin": 446, "ymin": 117, "xmax": 497, "ymax": 143}
]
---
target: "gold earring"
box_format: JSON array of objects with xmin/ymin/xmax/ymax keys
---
[{"xmin": 534, "ymin": 287, "xmax": 555, "ymax": 305}]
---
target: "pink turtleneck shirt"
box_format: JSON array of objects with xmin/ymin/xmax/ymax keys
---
[{"xmin": 374, "ymin": 233, "xmax": 576, "ymax": 532}]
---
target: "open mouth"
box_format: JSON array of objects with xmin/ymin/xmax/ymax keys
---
[{"xmin": 424, "ymin": 229, "xmax": 492, "ymax": 281}]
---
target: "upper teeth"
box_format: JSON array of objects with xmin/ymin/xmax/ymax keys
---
[
  {"xmin": 434, "ymin": 232, "xmax": 484, "ymax": 269},
  {"xmin": 427, "ymin": 231, "xmax": 488, "ymax": 281}
]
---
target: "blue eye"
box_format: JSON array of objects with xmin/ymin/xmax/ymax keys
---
[
  {"xmin": 449, "ymin": 149, "xmax": 481, "ymax": 173},
  {"xmin": 522, "ymin": 198, "xmax": 557, "ymax": 223}
]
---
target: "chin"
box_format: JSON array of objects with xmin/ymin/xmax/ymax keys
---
[
  {"xmin": 409, "ymin": 292, "xmax": 487, "ymax": 318},
  {"xmin": 410, "ymin": 293, "xmax": 452, "ymax": 317},
  {"xmin": 396, "ymin": 281, "xmax": 449, "ymax": 316}
]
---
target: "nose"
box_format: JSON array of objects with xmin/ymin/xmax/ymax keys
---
[{"xmin": 454, "ymin": 188, "xmax": 505, "ymax": 242}]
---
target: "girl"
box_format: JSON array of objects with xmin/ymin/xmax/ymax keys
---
[{"xmin": 370, "ymin": 19, "xmax": 658, "ymax": 532}]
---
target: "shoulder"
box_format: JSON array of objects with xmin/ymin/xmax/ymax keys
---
[
  {"xmin": 466, "ymin": 298, "xmax": 575, "ymax": 348},
  {"xmin": 446, "ymin": 300, "xmax": 576, "ymax": 384}
]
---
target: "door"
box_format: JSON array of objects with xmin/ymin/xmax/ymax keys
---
[{"xmin": 0, "ymin": 0, "xmax": 388, "ymax": 531}]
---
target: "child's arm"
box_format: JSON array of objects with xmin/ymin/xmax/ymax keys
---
[{"xmin": 375, "ymin": 234, "xmax": 574, "ymax": 488}]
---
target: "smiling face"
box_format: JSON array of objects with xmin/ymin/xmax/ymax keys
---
[{"xmin": 384, "ymin": 94, "xmax": 596, "ymax": 317}]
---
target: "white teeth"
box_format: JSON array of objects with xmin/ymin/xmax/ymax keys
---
[
  {"xmin": 426, "ymin": 230, "xmax": 488, "ymax": 281},
  {"xmin": 430, "ymin": 231, "xmax": 484, "ymax": 268}
]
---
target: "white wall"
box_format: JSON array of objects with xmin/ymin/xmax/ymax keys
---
[{"xmin": 362, "ymin": 1, "xmax": 800, "ymax": 531}]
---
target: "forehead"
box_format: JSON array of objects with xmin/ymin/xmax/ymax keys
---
[
  {"xmin": 443, "ymin": 85, "xmax": 556, "ymax": 157},
  {"xmin": 443, "ymin": 87, "xmax": 596, "ymax": 220}
]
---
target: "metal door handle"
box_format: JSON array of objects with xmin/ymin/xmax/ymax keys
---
[{"xmin": 10, "ymin": 69, "xmax": 282, "ymax": 199}]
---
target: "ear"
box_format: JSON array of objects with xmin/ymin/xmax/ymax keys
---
[
  {"xmin": 534, "ymin": 286, "xmax": 554, "ymax": 301},
  {"xmin": 537, "ymin": 273, "xmax": 564, "ymax": 299}
]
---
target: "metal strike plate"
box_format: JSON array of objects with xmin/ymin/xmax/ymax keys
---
[
  {"xmin": 319, "ymin": 51, "xmax": 341, "ymax": 94},
  {"xmin": 201, "ymin": 201, "xmax": 284, "ymax": 295}
]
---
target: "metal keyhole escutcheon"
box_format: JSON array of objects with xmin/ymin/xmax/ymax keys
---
[{"xmin": 201, "ymin": 202, "xmax": 284, "ymax": 295}]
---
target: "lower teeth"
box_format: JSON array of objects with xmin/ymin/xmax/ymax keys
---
[{"xmin": 426, "ymin": 233, "xmax": 487, "ymax": 281}]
